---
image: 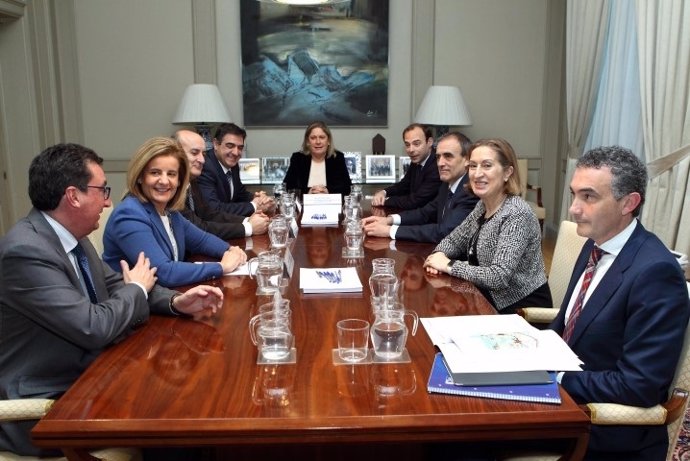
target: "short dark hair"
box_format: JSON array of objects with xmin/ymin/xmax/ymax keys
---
[
  {"xmin": 437, "ymin": 131, "xmax": 472, "ymax": 158},
  {"xmin": 576, "ymin": 146, "xmax": 647, "ymax": 217},
  {"xmin": 29, "ymin": 143, "xmax": 103, "ymax": 211},
  {"xmin": 402, "ymin": 123, "xmax": 433, "ymax": 141},
  {"xmin": 213, "ymin": 123, "xmax": 247, "ymax": 143}
]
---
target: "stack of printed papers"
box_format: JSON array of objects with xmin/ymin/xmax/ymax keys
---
[
  {"xmin": 301, "ymin": 194, "xmax": 341, "ymax": 226},
  {"xmin": 299, "ymin": 267, "xmax": 363, "ymax": 294},
  {"xmin": 421, "ymin": 314, "xmax": 582, "ymax": 379}
]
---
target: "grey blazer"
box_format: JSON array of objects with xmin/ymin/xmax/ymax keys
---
[{"xmin": 0, "ymin": 208, "xmax": 175, "ymax": 456}]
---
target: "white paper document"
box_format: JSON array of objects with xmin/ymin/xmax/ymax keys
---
[
  {"xmin": 224, "ymin": 262, "xmax": 255, "ymax": 276},
  {"xmin": 421, "ymin": 314, "xmax": 583, "ymax": 374},
  {"xmin": 299, "ymin": 267, "xmax": 363, "ymax": 294},
  {"xmin": 301, "ymin": 194, "xmax": 342, "ymax": 226},
  {"xmin": 301, "ymin": 206, "xmax": 341, "ymax": 226}
]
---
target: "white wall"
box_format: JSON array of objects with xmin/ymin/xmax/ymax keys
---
[
  {"xmin": 0, "ymin": 0, "xmax": 564, "ymax": 230},
  {"xmin": 73, "ymin": 0, "xmax": 196, "ymax": 159},
  {"xmin": 434, "ymin": 0, "xmax": 549, "ymax": 157}
]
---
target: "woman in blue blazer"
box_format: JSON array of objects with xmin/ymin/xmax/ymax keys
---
[{"xmin": 103, "ymin": 137, "xmax": 247, "ymax": 287}]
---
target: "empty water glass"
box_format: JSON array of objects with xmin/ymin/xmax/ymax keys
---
[{"xmin": 336, "ymin": 318, "xmax": 370, "ymax": 363}]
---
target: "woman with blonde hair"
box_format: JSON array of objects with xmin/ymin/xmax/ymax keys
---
[
  {"xmin": 103, "ymin": 137, "xmax": 246, "ymax": 287},
  {"xmin": 424, "ymin": 138, "xmax": 551, "ymax": 313},
  {"xmin": 283, "ymin": 121, "xmax": 351, "ymax": 196}
]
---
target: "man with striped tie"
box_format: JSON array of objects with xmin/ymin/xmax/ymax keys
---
[{"xmin": 550, "ymin": 146, "xmax": 690, "ymax": 461}]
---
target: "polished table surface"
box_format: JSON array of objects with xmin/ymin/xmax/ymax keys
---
[{"xmin": 32, "ymin": 221, "xmax": 590, "ymax": 460}]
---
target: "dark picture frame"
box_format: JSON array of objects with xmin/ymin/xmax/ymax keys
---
[{"xmin": 240, "ymin": 0, "xmax": 389, "ymax": 127}]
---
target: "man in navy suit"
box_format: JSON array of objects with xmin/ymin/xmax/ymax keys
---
[
  {"xmin": 174, "ymin": 129, "xmax": 269, "ymax": 239},
  {"xmin": 362, "ymin": 132, "xmax": 478, "ymax": 244},
  {"xmin": 371, "ymin": 123, "xmax": 441, "ymax": 209},
  {"xmin": 196, "ymin": 123, "xmax": 275, "ymax": 217},
  {"xmin": 550, "ymin": 146, "xmax": 690, "ymax": 460}
]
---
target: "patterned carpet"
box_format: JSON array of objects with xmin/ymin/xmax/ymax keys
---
[{"xmin": 674, "ymin": 408, "xmax": 690, "ymax": 460}]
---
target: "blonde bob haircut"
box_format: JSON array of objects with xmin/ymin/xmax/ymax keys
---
[
  {"xmin": 126, "ymin": 137, "xmax": 190, "ymax": 211},
  {"xmin": 301, "ymin": 121, "xmax": 336, "ymax": 159},
  {"xmin": 467, "ymin": 138, "xmax": 522, "ymax": 197}
]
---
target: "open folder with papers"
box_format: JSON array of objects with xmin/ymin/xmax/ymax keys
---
[{"xmin": 421, "ymin": 314, "xmax": 582, "ymax": 385}]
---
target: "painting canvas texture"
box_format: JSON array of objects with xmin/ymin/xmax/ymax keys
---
[{"xmin": 240, "ymin": 0, "xmax": 389, "ymax": 127}]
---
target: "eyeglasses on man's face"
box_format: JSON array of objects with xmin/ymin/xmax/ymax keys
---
[{"xmin": 86, "ymin": 185, "xmax": 111, "ymax": 200}]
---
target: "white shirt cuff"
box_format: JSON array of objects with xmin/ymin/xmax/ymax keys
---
[
  {"xmin": 242, "ymin": 220, "xmax": 253, "ymax": 237},
  {"xmin": 129, "ymin": 281, "xmax": 149, "ymax": 299},
  {"xmin": 391, "ymin": 214, "xmax": 401, "ymax": 225},
  {"xmin": 390, "ymin": 225, "xmax": 399, "ymax": 239}
]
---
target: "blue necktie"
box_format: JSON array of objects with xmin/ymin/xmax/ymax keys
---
[
  {"xmin": 72, "ymin": 243, "xmax": 98, "ymax": 303},
  {"xmin": 442, "ymin": 189, "xmax": 454, "ymax": 218}
]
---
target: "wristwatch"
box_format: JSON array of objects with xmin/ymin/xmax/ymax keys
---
[{"xmin": 447, "ymin": 260, "xmax": 454, "ymax": 272}]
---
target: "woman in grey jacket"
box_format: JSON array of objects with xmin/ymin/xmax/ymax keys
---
[{"xmin": 424, "ymin": 138, "xmax": 551, "ymax": 313}]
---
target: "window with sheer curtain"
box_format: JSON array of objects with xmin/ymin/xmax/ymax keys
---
[{"xmin": 561, "ymin": 0, "xmax": 690, "ymax": 255}]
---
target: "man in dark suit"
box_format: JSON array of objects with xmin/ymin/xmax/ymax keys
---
[
  {"xmin": 0, "ymin": 143, "xmax": 224, "ymax": 456},
  {"xmin": 196, "ymin": 123, "xmax": 275, "ymax": 217},
  {"xmin": 371, "ymin": 123, "xmax": 441, "ymax": 209},
  {"xmin": 550, "ymin": 146, "xmax": 690, "ymax": 460},
  {"xmin": 362, "ymin": 132, "xmax": 478, "ymax": 244},
  {"xmin": 174, "ymin": 130, "xmax": 269, "ymax": 239}
]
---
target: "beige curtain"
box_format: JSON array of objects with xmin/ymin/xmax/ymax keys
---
[
  {"xmin": 559, "ymin": 0, "xmax": 610, "ymax": 222},
  {"xmin": 636, "ymin": 0, "xmax": 690, "ymax": 254}
]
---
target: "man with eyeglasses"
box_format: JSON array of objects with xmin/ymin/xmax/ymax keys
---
[
  {"xmin": 197, "ymin": 123, "xmax": 275, "ymax": 217},
  {"xmin": 0, "ymin": 143, "xmax": 224, "ymax": 457},
  {"xmin": 371, "ymin": 123, "xmax": 441, "ymax": 209}
]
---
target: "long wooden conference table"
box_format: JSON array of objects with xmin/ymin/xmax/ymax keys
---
[{"xmin": 32, "ymin": 216, "xmax": 590, "ymax": 460}]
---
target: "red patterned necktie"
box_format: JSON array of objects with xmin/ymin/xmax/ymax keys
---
[{"xmin": 562, "ymin": 246, "xmax": 605, "ymax": 342}]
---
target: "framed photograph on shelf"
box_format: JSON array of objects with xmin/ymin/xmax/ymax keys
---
[
  {"xmin": 399, "ymin": 157, "xmax": 411, "ymax": 180},
  {"xmin": 343, "ymin": 152, "xmax": 363, "ymax": 183},
  {"xmin": 261, "ymin": 157, "xmax": 290, "ymax": 184},
  {"xmin": 238, "ymin": 158, "xmax": 261, "ymax": 184},
  {"xmin": 365, "ymin": 155, "xmax": 396, "ymax": 184}
]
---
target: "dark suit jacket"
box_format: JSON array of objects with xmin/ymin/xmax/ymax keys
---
[
  {"xmin": 283, "ymin": 150, "xmax": 352, "ymax": 196},
  {"xmin": 395, "ymin": 175, "xmax": 478, "ymax": 243},
  {"xmin": 384, "ymin": 154, "xmax": 441, "ymax": 209},
  {"xmin": 550, "ymin": 222, "xmax": 690, "ymax": 460},
  {"xmin": 196, "ymin": 151, "xmax": 255, "ymax": 216},
  {"xmin": 0, "ymin": 208, "xmax": 175, "ymax": 456},
  {"xmin": 180, "ymin": 180, "xmax": 247, "ymax": 241},
  {"xmin": 103, "ymin": 196, "xmax": 229, "ymax": 287}
]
